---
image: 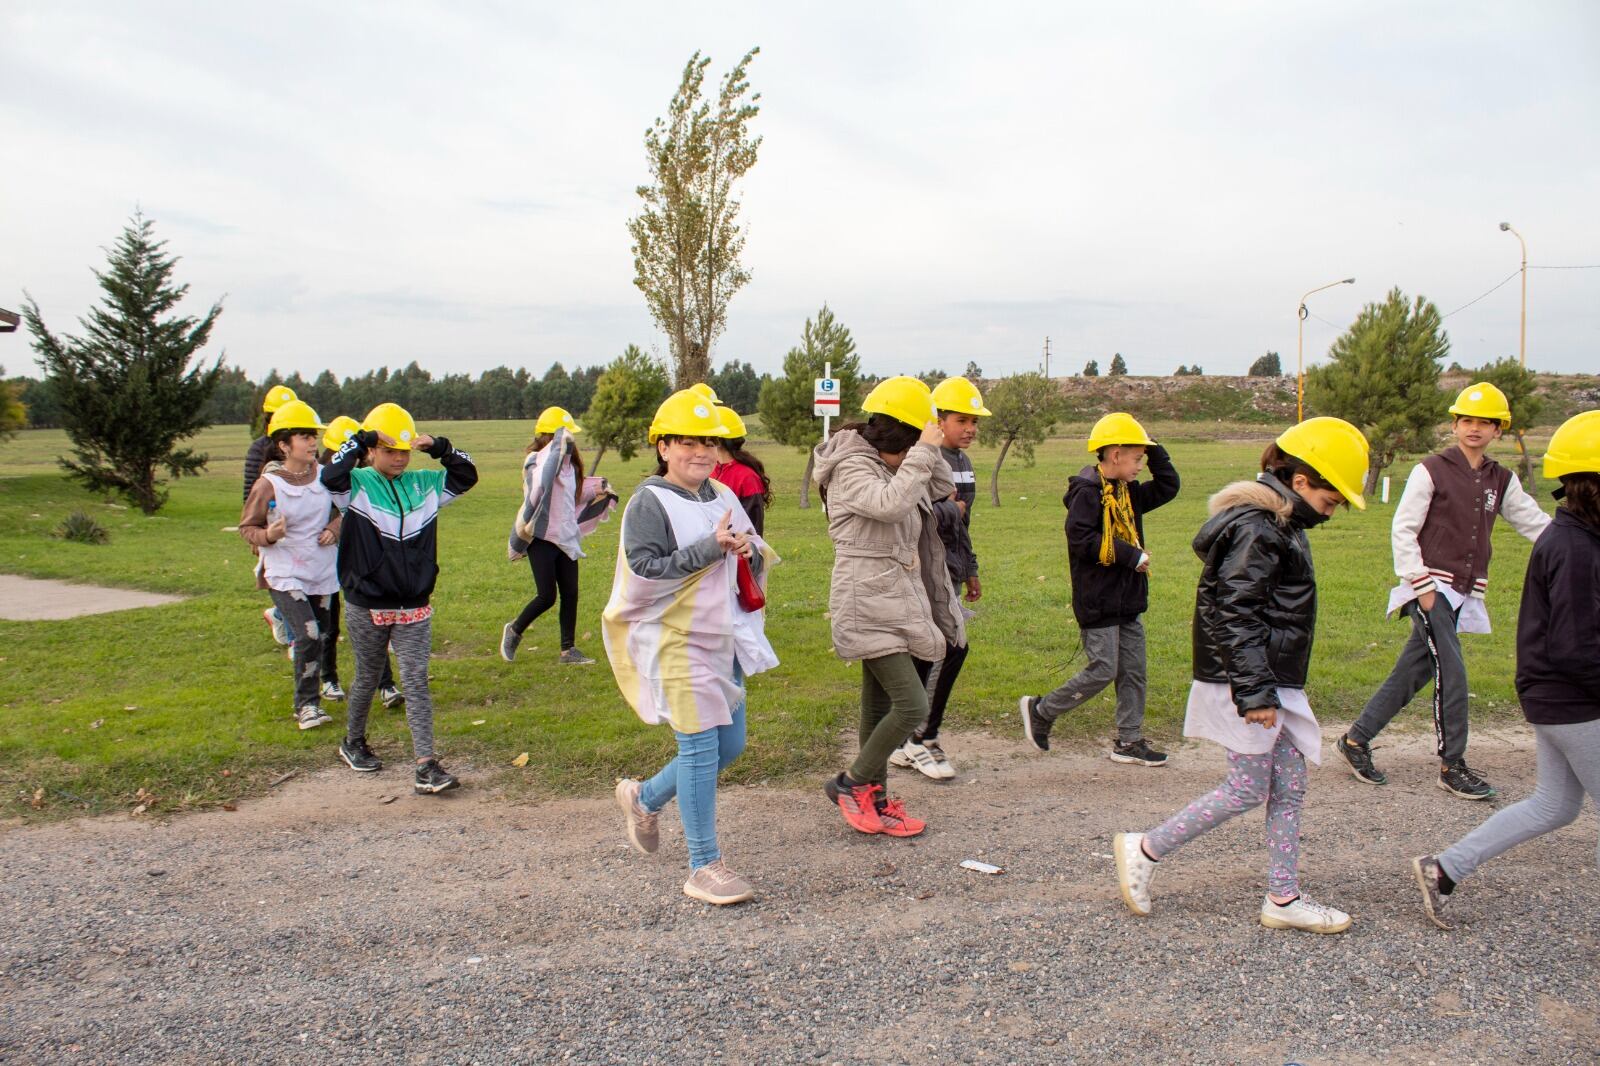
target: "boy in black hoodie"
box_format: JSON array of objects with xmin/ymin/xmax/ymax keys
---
[{"xmin": 1019, "ymin": 412, "xmax": 1179, "ymax": 764}]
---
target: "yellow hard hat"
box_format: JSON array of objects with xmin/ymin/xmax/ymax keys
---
[
  {"xmin": 534, "ymin": 406, "xmax": 582, "ymax": 435},
  {"xmin": 322, "ymin": 415, "xmax": 360, "ymax": 452},
  {"xmin": 1543, "ymin": 410, "xmax": 1600, "ymax": 479},
  {"xmin": 689, "ymin": 382, "xmax": 721, "ymax": 404},
  {"xmin": 362, "ymin": 402, "xmax": 419, "ymax": 451},
  {"xmin": 266, "ymin": 399, "xmax": 324, "ymax": 436},
  {"xmin": 716, "ymin": 404, "xmax": 748, "ymax": 438},
  {"xmin": 648, "ymin": 390, "xmax": 732, "ymax": 444},
  {"xmin": 1448, "ymin": 382, "xmax": 1512, "ymax": 428},
  {"xmin": 262, "ymin": 385, "xmax": 298, "ymax": 413},
  {"xmin": 1276, "ymin": 416, "xmax": 1370, "ymax": 510},
  {"xmin": 1087, "ymin": 412, "xmax": 1157, "ymax": 452},
  {"xmin": 931, "ymin": 376, "xmax": 992, "ymax": 417},
  {"xmin": 862, "ymin": 376, "xmax": 938, "ymax": 429}
]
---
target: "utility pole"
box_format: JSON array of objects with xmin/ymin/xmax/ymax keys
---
[{"xmin": 1043, "ymin": 336, "xmax": 1051, "ymax": 379}]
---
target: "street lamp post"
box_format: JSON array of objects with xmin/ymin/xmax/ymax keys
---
[
  {"xmin": 1499, "ymin": 222, "xmax": 1527, "ymax": 368},
  {"xmin": 1297, "ymin": 277, "xmax": 1356, "ymax": 422}
]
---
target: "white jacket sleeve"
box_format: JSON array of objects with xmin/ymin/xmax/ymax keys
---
[
  {"xmin": 1391, "ymin": 463, "xmax": 1435, "ymax": 591},
  {"xmin": 1499, "ymin": 473, "xmax": 1551, "ymax": 542}
]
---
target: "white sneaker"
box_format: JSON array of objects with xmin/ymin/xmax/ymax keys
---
[
  {"xmin": 1259, "ymin": 895, "xmax": 1352, "ymax": 934},
  {"xmin": 320, "ymin": 680, "xmax": 346, "ymax": 702},
  {"xmin": 889, "ymin": 740, "xmax": 946, "ymax": 780},
  {"xmin": 922, "ymin": 739, "xmax": 957, "ymax": 779},
  {"xmin": 1114, "ymin": 831, "xmax": 1156, "ymax": 916},
  {"xmin": 263, "ymin": 607, "xmax": 290, "ymax": 646},
  {"xmin": 296, "ymin": 705, "xmax": 331, "ymax": 731}
]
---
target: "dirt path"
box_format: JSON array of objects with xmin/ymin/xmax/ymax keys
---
[{"xmin": 1, "ymin": 727, "xmax": 1595, "ymax": 1064}]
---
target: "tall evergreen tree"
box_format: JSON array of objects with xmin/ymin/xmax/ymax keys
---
[
  {"xmin": 1304, "ymin": 286, "xmax": 1446, "ymax": 490},
  {"xmin": 23, "ymin": 213, "xmax": 223, "ymax": 512},
  {"xmin": 1475, "ymin": 356, "xmax": 1544, "ymax": 484},
  {"xmin": 1109, "ymin": 353, "xmax": 1129, "ymax": 376},
  {"xmin": 628, "ymin": 48, "xmax": 762, "ymax": 387},
  {"xmin": 1248, "ymin": 351, "xmax": 1282, "ymax": 376},
  {"xmin": 757, "ymin": 303, "xmax": 861, "ymax": 508}
]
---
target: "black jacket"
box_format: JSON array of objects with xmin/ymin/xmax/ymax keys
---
[
  {"xmin": 243, "ymin": 435, "xmax": 274, "ymax": 502},
  {"xmin": 932, "ymin": 445, "xmax": 978, "ymax": 581},
  {"xmin": 1515, "ymin": 507, "xmax": 1600, "ymax": 725},
  {"xmin": 1191, "ymin": 474, "xmax": 1328, "ymax": 714},
  {"xmin": 1064, "ymin": 444, "xmax": 1180, "ymax": 629}
]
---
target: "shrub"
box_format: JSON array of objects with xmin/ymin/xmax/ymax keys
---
[{"xmin": 54, "ymin": 510, "xmax": 110, "ymax": 544}]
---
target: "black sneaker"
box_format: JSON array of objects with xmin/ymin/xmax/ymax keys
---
[
  {"xmin": 1411, "ymin": 854, "xmax": 1453, "ymax": 930},
  {"xmin": 1438, "ymin": 761, "xmax": 1495, "ymax": 801},
  {"xmin": 1019, "ymin": 696, "xmax": 1052, "ymax": 752},
  {"xmin": 1336, "ymin": 732, "xmax": 1387, "ymax": 785},
  {"xmin": 1110, "ymin": 738, "xmax": 1168, "ymax": 766},
  {"xmin": 499, "ymin": 622, "xmax": 521, "ymax": 663},
  {"xmin": 414, "ymin": 759, "xmax": 459, "ymax": 794},
  {"xmin": 339, "ymin": 735, "xmax": 383, "ymax": 773}
]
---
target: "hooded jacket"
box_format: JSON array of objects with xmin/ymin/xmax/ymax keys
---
[
  {"xmin": 1063, "ymin": 443, "xmax": 1180, "ymax": 629},
  {"xmin": 1515, "ymin": 507, "xmax": 1600, "ymax": 725},
  {"xmin": 812, "ymin": 431, "xmax": 966, "ymax": 662},
  {"xmin": 1191, "ymin": 474, "xmax": 1327, "ymax": 714}
]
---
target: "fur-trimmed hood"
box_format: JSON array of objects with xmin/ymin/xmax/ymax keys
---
[{"xmin": 1206, "ymin": 478, "xmax": 1293, "ymax": 523}]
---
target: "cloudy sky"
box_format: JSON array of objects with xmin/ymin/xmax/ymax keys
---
[{"xmin": 4, "ymin": 2, "xmax": 1597, "ymax": 382}]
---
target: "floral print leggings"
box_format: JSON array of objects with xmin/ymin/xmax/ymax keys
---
[{"xmin": 1144, "ymin": 731, "xmax": 1307, "ymax": 898}]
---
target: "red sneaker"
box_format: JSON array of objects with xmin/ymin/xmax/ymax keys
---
[
  {"xmin": 824, "ymin": 775, "xmax": 884, "ymax": 834},
  {"xmin": 875, "ymin": 795, "xmax": 926, "ymax": 837}
]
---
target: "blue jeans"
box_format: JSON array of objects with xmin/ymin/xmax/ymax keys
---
[{"xmin": 638, "ymin": 666, "xmax": 747, "ymax": 870}]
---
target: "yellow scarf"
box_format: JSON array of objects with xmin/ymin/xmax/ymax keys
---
[{"xmin": 1098, "ymin": 476, "xmax": 1140, "ymax": 566}]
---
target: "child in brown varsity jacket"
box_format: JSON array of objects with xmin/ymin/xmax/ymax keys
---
[{"xmin": 1337, "ymin": 382, "xmax": 1549, "ymax": 799}]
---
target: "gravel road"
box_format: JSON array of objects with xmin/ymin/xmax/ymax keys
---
[{"xmin": 2, "ymin": 727, "xmax": 1595, "ymax": 1065}]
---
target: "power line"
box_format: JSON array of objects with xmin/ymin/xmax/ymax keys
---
[
  {"xmin": 1529, "ymin": 263, "xmax": 1600, "ymax": 270},
  {"xmin": 1441, "ymin": 268, "xmax": 1521, "ymax": 319}
]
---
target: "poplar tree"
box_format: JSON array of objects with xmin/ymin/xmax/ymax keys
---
[
  {"xmin": 24, "ymin": 213, "xmax": 223, "ymax": 513},
  {"xmin": 757, "ymin": 303, "xmax": 860, "ymax": 508},
  {"xmin": 628, "ymin": 48, "xmax": 761, "ymax": 388},
  {"xmin": 1304, "ymin": 286, "xmax": 1446, "ymax": 491}
]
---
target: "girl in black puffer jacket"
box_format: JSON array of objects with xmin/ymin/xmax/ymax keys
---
[{"xmin": 1113, "ymin": 417, "xmax": 1370, "ymax": 935}]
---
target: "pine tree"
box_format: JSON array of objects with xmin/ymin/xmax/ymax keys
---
[
  {"xmin": 1082, "ymin": 360, "xmax": 1100, "ymax": 377},
  {"xmin": 584, "ymin": 345, "xmax": 672, "ymax": 472},
  {"xmin": 979, "ymin": 372, "xmax": 1059, "ymax": 507},
  {"xmin": 1109, "ymin": 353, "xmax": 1128, "ymax": 376},
  {"xmin": 1248, "ymin": 351, "xmax": 1282, "ymax": 376},
  {"xmin": 1304, "ymin": 286, "xmax": 1446, "ymax": 491},
  {"xmin": 24, "ymin": 213, "xmax": 223, "ymax": 513},
  {"xmin": 756, "ymin": 303, "xmax": 861, "ymax": 508}
]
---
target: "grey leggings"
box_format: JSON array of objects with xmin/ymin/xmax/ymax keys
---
[
  {"xmin": 1144, "ymin": 731, "xmax": 1308, "ymax": 897},
  {"xmin": 1440, "ymin": 717, "xmax": 1600, "ymax": 883},
  {"xmin": 268, "ymin": 589, "xmax": 332, "ymax": 710},
  {"xmin": 345, "ymin": 607, "xmax": 437, "ymax": 761}
]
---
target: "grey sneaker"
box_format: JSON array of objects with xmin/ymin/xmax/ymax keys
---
[
  {"xmin": 1412, "ymin": 854, "xmax": 1453, "ymax": 930},
  {"xmin": 614, "ymin": 778, "xmax": 659, "ymax": 855},
  {"xmin": 683, "ymin": 859, "xmax": 754, "ymax": 906},
  {"xmin": 379, "ymin": 685, "xmax": 404, "ymax": 709},
  {"xmin": 499, "ymin": 622, "xmax": 521, "ymax": 663},
  {"xmin": 320, "ymin": 679, "xmax": 346, "ymax": 702},
  {"xmin": 559, "ymin": 647, "xmax": 596, "ymax": 665},
  {"xmin": 1114, "ymin": 831, "xmax": 1156, "ymax": 916},
  {"xmin": 1259, "ymin": 895, "xmax": 1352, "ymax": 934},
  {"xmin": 296, "ymin": 705, "xmax": 331, "ymax": 731}
]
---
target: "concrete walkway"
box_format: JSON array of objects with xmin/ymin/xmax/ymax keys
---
[{"xmin": 0, "ymin": 573, "xmax": 185, "ymax": 620}]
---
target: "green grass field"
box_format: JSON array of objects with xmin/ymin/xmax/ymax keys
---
[{"xmin": 0, "ymin": 418, "xmax": 1556, "ymax": 820}]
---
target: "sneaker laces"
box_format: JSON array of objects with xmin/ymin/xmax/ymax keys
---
[
  {"xmin": 878, "ymin": 797, "xmax": 912, "ymax": 823},
  {"xmin": 1291, "ymin": 897, "xmax": 1342, "ymax": 921},
  {"xmin": 1447, "ymin": 762, "xmax": 1487, "ymax": 787},
  {"xmin": 846, "ymin": 782, "xmax": 883, "ymax": 813}
]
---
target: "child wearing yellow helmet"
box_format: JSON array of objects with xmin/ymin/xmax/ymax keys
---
[
  {"xmin": 890, "ymin": 376, "xmax": 990, "ymax": 780},
  {"xmin": 500, "ymin": 407, "xmax": 617, "ymax": 666},
  {"xmin": 246, "ymin": 383, "xmax": 300, "ymax": 647},
  {"xmin": 238, "ymin": 399, "xmax": 341, "ymax": 732},
  {"xmin": 1018, "ymin": 411, "xmax": 1180, "ymax": 767},
  {"xmin": 1114, "ymin": 418, "xmax": 1367, "ymax": 934},
  {"xmin": 710, "ymin": 402, "xmax": 772, "ymax": 536},
  {"xmin": 811, "ymin": 376, "xmax": 966, "ymax": 836},
  {"xmin": 321, "ymin": 404, "xmax": 480, "ymax": 795},
  {"xmin": 315, "ymin": 417, "xmax": 400, "ymax": 708},
  {"xmin": 607, "ymin": 390, "xmax": 778, "ymax": 906},
  {"xmin": 1413, "ymin": 410, "xmax": 1600, "ymax": 929},
  {"xmin": 1338, "ymin": 381, "xmax": 1550, "ymax": 800}
]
